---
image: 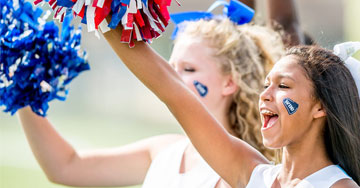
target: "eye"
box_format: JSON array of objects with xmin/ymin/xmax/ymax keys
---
[
  {"xmin": 184, "ymin": 67, "xmax": 195, "ymax": 72},
  {"xmin": 263, "ymin": 82, "xmax": 270, "ymax": 89},
  {"xmin": 279, "ymin": 84, "xmax": 289, "ymax": 89}
]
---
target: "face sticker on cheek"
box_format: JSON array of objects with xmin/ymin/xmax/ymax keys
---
[
  {"xmin": 283, "ymin": 98, "xmax": 299, "ymax": 115},
  {"xmin": 193, "ymin": 80, "xmax": 208, "ymax": 97}
]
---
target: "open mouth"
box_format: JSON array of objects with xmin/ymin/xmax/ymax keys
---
[{"xmin": 261, "ymin": 110, "xmax": 279, "ymax": 129}]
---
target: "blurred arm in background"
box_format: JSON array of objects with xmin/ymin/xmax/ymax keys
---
[
  {"xmin": 238, "ymin": 0, "xmax": 313, "ymax": 46},
  {"xmin": 237, "ymin": 0, "xmax": 254, "ymax": 8},
  {"xmin": 265, "ymin": 0, "xmax": 305, "ymax": 46},
  {"xmin": 18, "ymin": 107, "xmax": 183, "ymax": 187}
]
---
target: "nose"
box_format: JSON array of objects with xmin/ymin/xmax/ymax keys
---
[{"xmin": 260, "ymin": 85, "xmax": 273, "ymax": 102}]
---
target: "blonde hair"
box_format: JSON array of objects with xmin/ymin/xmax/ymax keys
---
[{"xmin": 175, "ymin": 18, "xmax": 285, "ymax": 160}]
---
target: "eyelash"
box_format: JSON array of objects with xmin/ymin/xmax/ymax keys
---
[
  {"xmin": 279, "ymin": 84, "xmax": 289, "ymax": 89},
  {"xmin": 184, "ymin": 68, "xmax": 195, "ymax": 72},
  {"xmin": 263, "ymin": 84, "xmax": 290, "ymax": 89}
]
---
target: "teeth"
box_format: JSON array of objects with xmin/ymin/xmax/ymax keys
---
[{"xmin": 261, "ymin": 109, "xmax": 277, "ymax": 116}]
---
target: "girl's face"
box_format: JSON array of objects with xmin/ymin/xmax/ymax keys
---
[
  {"xmin": 259, "ymin": 55, "xmax": 325, "ymax": 149},
  {"xmin": 169, "ymin": 36, "xmax": 236, "ymax": 112}
]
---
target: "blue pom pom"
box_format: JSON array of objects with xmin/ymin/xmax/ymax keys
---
[{"xmin": 0, "ymin": 0, "xmax": 90, "ymax": 117}]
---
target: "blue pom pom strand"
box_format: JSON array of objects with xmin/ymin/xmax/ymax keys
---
[{"xmin": 0, "ymin": 0, "xmax": 90, "ymax": 117}]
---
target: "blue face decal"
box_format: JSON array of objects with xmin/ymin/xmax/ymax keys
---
[
  {"xmin": 283, "ymin": 98, "xmax": 299, "ymax": 115},
  {"xmin": 193, "ymin": 80, "xmax": 208, "ymax": 97}
]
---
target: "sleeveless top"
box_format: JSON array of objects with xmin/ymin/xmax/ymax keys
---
[
  {"xmin": 246, "ymin": 164, "xmax": 352, "ymax": 188},
  {"xmin": 142, "ymin": 139, "xmax": 221, "ymax": 188}
]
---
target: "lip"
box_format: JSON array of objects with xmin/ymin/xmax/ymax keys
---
[
  {"xmin": 259, "ymin": 107, "xmax": 279, "ymax": 130},
  {"xmin": 259, "ymin": 106, "xmax": 277, "ymax": 113}
]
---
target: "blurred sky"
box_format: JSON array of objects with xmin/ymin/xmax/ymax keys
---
[{"xmin": 1, "ymin": 0, "xmax": 359, "ymax": 187}]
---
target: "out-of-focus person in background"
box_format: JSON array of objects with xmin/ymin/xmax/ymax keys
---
[
  {"xmin": 16, "ymin": 0, "xmax": 297, "ymax": 187},
  {"xmin": 239, "ymin": 0, "xmax": 314, "ymax": 46}
]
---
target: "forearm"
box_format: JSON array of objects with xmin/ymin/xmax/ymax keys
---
[
  {"xmin": 239, "ymin": 0, "xmax": 255, "ymax": 9},
  {"xmin": 103, "ymin": 28, "xmax": 224, "ymax": 155},
  {"xmin": 266, "ymin": 0, "xmax": 304, "ymax": 46},
  {"xmin": 17, "ymin": 107, "xmax": 77, "ymax": 182},
  {"xmin": 17, "ymin": 107, "xmax": 153, "ymax": 186},
  {"xmin": 103, "ymin": 26, "xmax": 268, "ymax": 187}
]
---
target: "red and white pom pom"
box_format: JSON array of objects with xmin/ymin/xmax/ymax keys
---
[{"xmin": 34, "ymin": 0, "xmax": 180, "ymax": 47}]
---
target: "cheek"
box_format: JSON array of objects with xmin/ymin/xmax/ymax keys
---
[
  {"xmin": 282, "ymin": 98, "xmax": 299, "ymax": 115},
  {"xmin": 278, "ymin": 95, "xmax": 313, "ymax": 131},
  {"xmin": 277, "ymin": 94, "xmax": 302, "ymax": 128},
  {"xmin": 181, "ymin": 76, "xmax": 210, "ymax": 97},
  {"xmin": 193, "ymin": 80, "xmax": 209, "ymax": 97},
  {"xmin": 180, "ymin": 75, "xmax": 195, "ymax": 88},
  {"xmin": 276, "ymin": 91, "xmax": 300, "ymax": 116}
]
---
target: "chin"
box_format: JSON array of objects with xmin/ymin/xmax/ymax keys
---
[{"xmin": 262, "ymin": 136, "xmax": 283, "ymax": 149}]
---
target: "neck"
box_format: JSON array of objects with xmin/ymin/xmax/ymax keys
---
[{"xmin": 278, "ymin": 122, "xmax": 332, "ymax": 186}]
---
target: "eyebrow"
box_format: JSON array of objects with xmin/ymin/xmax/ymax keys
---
[
  {"xmin": 279, "ymin": 74, "xmax": 296, "ymax": 81},
  {"xmin": 265, "ymin": 74, "xmax": 296, "ymax": 82}
]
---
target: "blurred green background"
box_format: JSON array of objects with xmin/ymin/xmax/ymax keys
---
[{"xmin": 1, "ymin": 0, "xmax": 359, "ymax": 187}]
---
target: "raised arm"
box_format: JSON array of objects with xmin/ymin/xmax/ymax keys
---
[
  {"xmin": 103, "ymin": 25, "xmax": 269, "ymax": 187},
  {"xmin": 236, "ymin": 0, "xmax": 306, "ymax": 46},
  {"xmin": 238, "ymin": 0, "xmax": 255, "ymax": 9},
  {"xmin": 17, "ymin": 106, "xmax": 182, "ymax": 186},
  {"xmin": 266, "ymin": 0, "xmax": 305, "ymax": 46}
]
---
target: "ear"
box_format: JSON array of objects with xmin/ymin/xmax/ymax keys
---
[
  {"xmin": 222, "ymin": 76, "xmax": 238, "ymax": 96},
  {"xmin": 313, "ymin": 101, "xmax": 326, "ymax": 119}
]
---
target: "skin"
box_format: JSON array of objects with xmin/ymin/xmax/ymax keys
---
[
  {"xmin": 260, "ymin": 55, "xmax": 325, "ymax": 149},
  {"xmin": 18, "ymin": 108, "xmax": 184, "ymax": 186},
  {"xmin": 17, "ymin": 28, "xmax": 239, "ymax": 187},
  {"xmin": 103, "ymin": 28, "xmax": 269, "ymax": 187},
  {"xmin": 260, "ymin": 56, "xmax": 332, "ymax": 186},
  {"xmin": 16, "ymin": 1, "xmax": 351, "ymax": 187},
  {"xmin": 170, "ymin": 35, "xmax": 237, "ymax": 135},
  {"xmin": 234, "ymin": 0, "xmax": 305, "ymax": 46},
  {"xmin": 260, "ymin": 56, "xmax": 358, "ymax": 187},
  {"xmin": 17, "ymin": 1, "xmax": 304, "ymax": 186},
  {"xmin": 101, "ymin": 28, "xmax": 358, "ymax": 186},
  {"xmin": 265, "ymin": 0, "xmax": 305, "ymax": 46},
  {"xmin": 170, "ymin": 35, "xmax": 237, "ymax": 187},
  {"xmin": 237, "ymin": 0, "xmax": 255, "ymax": 9}
]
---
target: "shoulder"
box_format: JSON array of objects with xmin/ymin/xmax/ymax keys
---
[
  {"xmin": 332, "ymin": 179, "xmax": 359, "ymax": 188},
  {"xmin": 146, "ymin": 134, "xmax": 186, "ymax": 159}
]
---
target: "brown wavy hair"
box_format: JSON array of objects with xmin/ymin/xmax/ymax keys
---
[
  {"xmin": 175, "ymin": 18, "xmax": 285, "ymax": 160},
  {"xmin": 287, "ymin": 45, "xmax": 360, "ymax": 184}
]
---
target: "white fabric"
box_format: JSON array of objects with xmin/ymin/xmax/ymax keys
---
[
  {"xmin": 86, "ymin": 5, "xmax": 96, "ymax": 32},
  {"xmin": 333, "ymin": 41, "xmax": 360, "ymax": 97},
  {"xmin": 246, "ymin": 164, "xmax": 351, "ymax": 188},
  {"xmin": 99, "ymin": 19, "xmax": 110, "ymax": 33},
  {"xmin": 142, "ymin": 139, "xmax": 221, "ymax": 188},
  {"xmin": 73, "ymin": 0, "xmax": 85, "ymax": 14},
  {"xmin": 96, "ymin": 0, "xmax": 105, "ymax": 8}
]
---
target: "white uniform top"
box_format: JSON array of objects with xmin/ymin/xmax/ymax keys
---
[
  {"xmin": 142, "ymin": 139, "xmax": 221, "ymax": 188},
  {"xmin": 246, "ymin": 164, "xmax": 352, "ymax": 188}
]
